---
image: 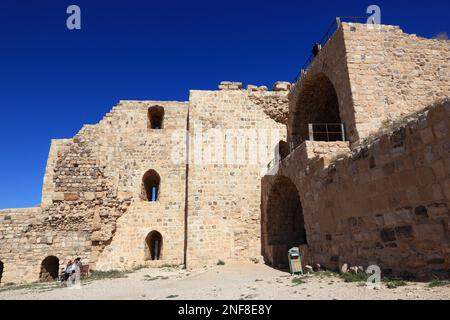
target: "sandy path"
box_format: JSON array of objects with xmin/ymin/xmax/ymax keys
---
[{"xmin": 0, "ymin": 263, "xmax": 449, "ymax": 300}]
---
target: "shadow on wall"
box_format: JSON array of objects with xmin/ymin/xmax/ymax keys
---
[
  {"xmin": 262, "ymin": 176, "xmax": 308, "ymax": 269},
  {"xmin": 0, "ymin": 260, "xmax": 3, "ymax": 284},
  {"xmin": 291, "ymin": 73, "xmax": 344, "ymax": 146}
]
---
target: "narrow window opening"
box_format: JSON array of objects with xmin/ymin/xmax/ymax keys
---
[
  {"xmin": 142, "ymin": 170, "xmax": 161, "ymax": 202},
  {"xmin": 145, "ymin": 231, "xmax": 163, "ymax": 261},
  {"xmin": 148, "ymin": 106, "xmax": 165, "ymax": 130}
]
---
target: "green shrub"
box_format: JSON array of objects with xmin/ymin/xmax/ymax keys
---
[
  {"xmin": 385, "ymin": 279, "xmax": 407, "ymax": 289},
  {"xmin": 340, "ymin": 272, "xmax": 368, "ymax": 283},
  {"xmin": 429, "ymin": 279, "xmax": 450, "ymax": 288},
  {"xmin": 292, "ymin": 277, "xmax": 307, "ymax": 285},
  {"xmin": 89, "ymin": 270, "xmax": 128, "ymax": 280},
  {"xmin": 0, "ymin": 281, "xmax": 62, "ymax": 293}
]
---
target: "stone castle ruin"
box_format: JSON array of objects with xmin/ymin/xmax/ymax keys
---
[{"xmin": 1, "ymin": 21, "xmax": 449, "ymax": 284}]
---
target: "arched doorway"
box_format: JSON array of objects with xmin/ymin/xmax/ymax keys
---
[
  {"xmin": 148, "ymin": 106, "xmax": 165, "ymax": 130},
  {"xmin": 40, "ymin": 256, "xmax": 60, "ymax": 282},
  {"xmin": 292, "ymin": 73, "xmax": 344, "ymax": 146},
  {"xmin": 263, "ymin": 176, "xmax": 307, "ymax": 268},
  {"xmin": 145, "ymin": 231, "xmax": 163, "ymax": 261},
  {"xmin": 142, "ymin": 170, "xmax": 161, "ymax": 202},
  {"xmin": 0, "ymin": 261, "xmax": 3, "ymax": 284}
]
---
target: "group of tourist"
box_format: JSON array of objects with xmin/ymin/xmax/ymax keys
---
[{"xmin": 61, "ymin": 257, "xmax": 83, "ymax": 282}]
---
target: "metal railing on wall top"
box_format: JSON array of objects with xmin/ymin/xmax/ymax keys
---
[{"xmin": 293, "ymin": 16, "xmax": 369, "ymax": 84}]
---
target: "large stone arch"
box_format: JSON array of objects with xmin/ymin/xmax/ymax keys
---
[
  {"xmin": 262, "ymin": 176, "xmax": 307, "ymax": 268},
  {"xmin": 290, "ymin": 73, "xmax": 344, "ymax": 146},
  {"xmin": 287, "ymin": 25, "xmax": 357, "ymax": 146}
]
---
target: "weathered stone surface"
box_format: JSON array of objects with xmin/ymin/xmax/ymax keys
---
[
  {"xmin": 427, "ymin": 203, "xmax": 449, "ymax": 219},
  {"xmin": 395, "ymin": 225, "xmax": 414, "ymax": 239},
  {"xmin": 1, "ymin": 21, "xmax": 449, "ymax": 285},
  {"xmin": 380, "ymin": 228, "xmax": 397, "ymax": 242},
  {"xmin": 288, "ymin": 23, "xmax": 450, "ymax": 146},
  {"xmin": 262, "ymin": 101, "xmax": 450, "ymax": 279},
  {"xmin": 272, "ymin": 81, "xmax": 291, "ymax": 92},
  {"xmin": 218, "ymin": 81, "xmax": 242, "ymax": 91},
  {"xmin": 64, "ymin": 193, "xmax": 79, "ymax": 201}
]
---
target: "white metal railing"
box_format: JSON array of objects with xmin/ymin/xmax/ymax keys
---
[
  {"xmin": 265, "ymin": 123, "xmax": 346, "ymax": 175},
  {"xmin": 308, "ymin": 123, "xmax": 346, "ymax": 142},
  {"xmin": 288, "ymin": 123, "xmax": 346, "ymax": 153}
]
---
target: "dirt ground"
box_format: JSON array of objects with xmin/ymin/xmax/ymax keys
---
[{"xmin": 0, "ymin": 263, "xmax": 449, "ymax": 300}]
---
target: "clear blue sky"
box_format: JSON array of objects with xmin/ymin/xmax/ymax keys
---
[{"xmin": 0, "ymin": 0, "xmax": 448, "ymax": 209}]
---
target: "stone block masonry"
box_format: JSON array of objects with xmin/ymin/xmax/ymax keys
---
[
  {"xmin": 186, "ymin": 89, "xmax": 288, "ymax": 267},
  {"xmin": 0, "ymin": 208, "xmax": 92, "ymax": 284},
  {"xmin": 0, "ymin": 87, "xmax": 288, "ymax": 284},
  {"xmin": 1, "ymin": 20, "xmax": 449, "ymax": 284},
  {"xmin": 263, "ymin": 100, "xmax": 450, "ymax": 279},
  {"xmin": 344, "ymin": 24, "xmax": 449, "ymax": 143},
  {"xmin": 289, "ymin": 23, "xmax": 450, "ymax": 146}
]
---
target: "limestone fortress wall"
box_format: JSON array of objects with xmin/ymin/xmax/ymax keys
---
[
  {"xmin": 0, "ymin": 87, "xmax": 288, "ymax": 284},
  {"xmin": 263, "ymin": 100, "xmax": 450, "ymax": 280},
  {"xmin": 0, "ymin": 21, "xmax": 449, "ymax": 284},
  {"xmin": 289, "ymin": 23, "xmax": 449, "ymax": 146}
]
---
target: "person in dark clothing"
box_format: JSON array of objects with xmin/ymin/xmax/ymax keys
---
[{"xmin": 61, "ymin": 260, "xmax": 73, "ymax": 282}]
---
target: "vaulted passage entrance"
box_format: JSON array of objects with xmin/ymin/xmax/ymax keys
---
[
  {"xmin": 145, "ymin": 231, "xmax": 163, "ymax": 261},
  {"xmin": 263, "ymin": 176, "xmax": 307, "ymax": 268},
  {"xmin": 292, "ymin": 73, "xmax": 344, "ymax": 146},
  {"xmin": 40, "ymin": 256, "xmax": 59, "ymax": 282}
]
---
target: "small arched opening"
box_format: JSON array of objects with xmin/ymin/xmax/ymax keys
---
[
  {"xmin": 148, "ymin": 106, "xmax": 165, "ymax": 130},
  {"xmin": 142, "ymin": 170, "xmax": 161, "ymax": 202},
  {"xmin": 263, "ymin": 176, "xmax": 307, "ymax": 268},
  {"xmin": 145, "ymin": 231, "xmax": 163, "ymax": 261},
  {"xmin": 292, "ymin": 73, "xmax": 344, "ymax": 146},
  {"xmin": 40, "ymin": 256, "xmax": 60, "ymax": 282},
  {"xmin": 0, "ymin": 261, "xmax": 4, "ymax": 284}
]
